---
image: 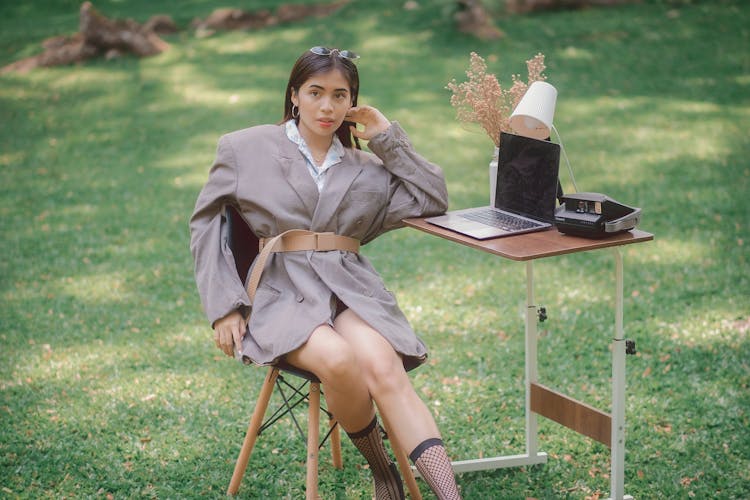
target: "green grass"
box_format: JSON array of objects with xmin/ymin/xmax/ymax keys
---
[{"xmin": 1, "ymin": 0, "xmax": 749, "ymax": 498}]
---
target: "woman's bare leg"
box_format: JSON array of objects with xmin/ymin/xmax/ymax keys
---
[
  {"xmin": 333, "ymin": 309, "xmax": 439, "ymax": 452},
  {"xmin": 334, "ymin": 309, "xmax": 461, "ymax": 499},
  {"xmin": 286, "ymin": 323, "xmax": 404, "ymax": 499},
  {"xmin": 284, "ymin": 324, "xmax": 374, "ymax": 432}
]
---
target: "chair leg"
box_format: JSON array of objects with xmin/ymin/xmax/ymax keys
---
[
  {"xmin": 227, "ymin": 367, "xmax": 279, "ymax": 496},
  {"xmin": 306, "ymin": 382, "xmax": 321, "ymax": 500},
  {"xmin": 380, "ymin": 414, "xmax": 423, "ymax": 500},
  {"xmin": 329, "ymin": 417, "xmax": 343, "ymax": 469},
  {"xmin": 392, "ymin": 439, "xmax": 422, "ymax": 500}
]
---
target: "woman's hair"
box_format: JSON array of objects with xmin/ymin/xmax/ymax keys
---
[{"xmin": 283, "ymin": 49, "xmax": 361, "ymax": 149}]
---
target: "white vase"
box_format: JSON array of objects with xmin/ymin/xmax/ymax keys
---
[{"xmin": 489, "ymin": 146, "xmax": 499, "ymax": 205}]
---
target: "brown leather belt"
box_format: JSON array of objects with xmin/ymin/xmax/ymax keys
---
[
  {"xmin": 258, "ymin": 231, "xmax": 360, "ymax": 254},
  {"xmin": 247, "ymin": 230, "xmax": 360, "ymax": 303}
]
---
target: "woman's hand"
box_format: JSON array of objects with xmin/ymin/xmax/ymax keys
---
[
  {"xmin": 214, "ymin": 310, "xmax": 246, "ymax": 357},
  {"xmin": 346, "ymin": 105, "xmax": 391, "ymax": 141}
]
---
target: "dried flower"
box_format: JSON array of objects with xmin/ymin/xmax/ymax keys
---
[{"xmin": 447, "ymin": 52, "xmax": 547, "ymax": 147}]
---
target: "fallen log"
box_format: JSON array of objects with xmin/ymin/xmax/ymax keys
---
[
  {"xmin": 455, "ymin": 0, "xmax": 504, "ymax": 41},
  {"xmin": 2, "ymin": 2, "xmax": 174, "ymax": 74},
  {"xmin": 191, "ymin": 1, "xmax": 349, "ymax": 33},
  {"xmin": 505, "ymin": 0, "xmax": 638, "ymax": 14}
]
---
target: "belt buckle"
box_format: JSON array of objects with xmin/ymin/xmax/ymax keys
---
[{"xmin": 315, "ymin": 232, "xmax": 335, "ymax": 251}]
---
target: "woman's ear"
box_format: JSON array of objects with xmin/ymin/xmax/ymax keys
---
[{"xmin": 291, "ymin": 88, "xmax": 299, "ymax": 107}]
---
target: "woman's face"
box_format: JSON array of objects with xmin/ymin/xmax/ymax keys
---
[{"xmin": 291, "ymin": 68, "xmax": 352, "ymax": 145}]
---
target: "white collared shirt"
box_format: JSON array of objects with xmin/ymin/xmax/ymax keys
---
[{"xmin": 285, "ymin": 120, "xmax": 344, "ymax": 192}]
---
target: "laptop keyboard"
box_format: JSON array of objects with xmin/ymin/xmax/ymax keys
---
[{"xmin": 461, "ymin": 208, "xmax": 544, "ymax": 231}]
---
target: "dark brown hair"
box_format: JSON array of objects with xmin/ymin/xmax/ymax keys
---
[{"xmin": 282, "ymin": 49, "xmax": 360, "ymax": 149}]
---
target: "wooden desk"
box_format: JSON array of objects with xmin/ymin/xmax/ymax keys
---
[{"xmin": 403, "ymin": 219, "xmax": 653, "ymax": 500}]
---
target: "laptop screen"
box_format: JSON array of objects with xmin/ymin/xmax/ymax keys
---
[{"xmin": 494, "ymin": 132, "xmax": 561, "ymax": 222}]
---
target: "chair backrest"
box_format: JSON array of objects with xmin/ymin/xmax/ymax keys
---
[
  {"xmin": 225, "ymin": 204, "xmax": 259, "ymax": 282},
  {"xmin": 224, "ymin": 204, "xmax": 323, "ymax": 381}
]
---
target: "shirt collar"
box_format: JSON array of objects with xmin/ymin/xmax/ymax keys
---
[{"xmin": 285, "ymin": 120, "xmax": 344, "ymax": 172}]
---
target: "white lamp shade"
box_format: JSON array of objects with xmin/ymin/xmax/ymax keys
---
[{"xmin": 509, "ymin": 81, "xmax": 557, "ymax": 140}]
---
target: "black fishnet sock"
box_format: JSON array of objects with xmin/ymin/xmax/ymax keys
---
[
  {"xmin": 409, "ymin": 438, "xmax": 461, "ymax": 500},
  {"xmin": 347, "ymin": 416, "xmax": 405, "ymax": 500}
]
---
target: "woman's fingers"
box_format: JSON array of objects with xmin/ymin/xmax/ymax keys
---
[
  {"xmin": 219, "ymin": 327, "xmax": 233, "ymax": 356},
  {"xmin": 213, "ymin": 310, "xmax": 245, "ymax": 357},
  {"xmin": 346, "ymin": 105, "xmax": 383, "ymax": 124},
  {"xmin": 215, "ymin": 322, "xmax": 239, "ymax": 356},
  {"xmin": 346, "ymin": 106, "xmax": 390, "ymax": 140},
  {"xmin": 232, "ymin": 323, "xmax": 244, "ymax": 357},
  {"xmin": 344, "ymin": 105, "xmax": 365, "ymax": 123}
]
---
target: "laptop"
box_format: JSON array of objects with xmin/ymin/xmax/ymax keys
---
[{"xmin": 426, "ymin": 132, "xmax": 561, "ymax": 240}]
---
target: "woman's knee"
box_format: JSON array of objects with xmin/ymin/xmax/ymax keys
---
[
  {"xmin": 362, "ymin": 354, "xmax": 410, "ymax": 397},
  {"xmin": 318, "ymin": 342, "xmax": 361, "ymax": 382},
  {"xmin": 287, "ymin": 326, "xmax": 360, "ymax": 383},
  {"xmin": 334, "ymin": 310, "xmax": 412, "ymax": 396}
]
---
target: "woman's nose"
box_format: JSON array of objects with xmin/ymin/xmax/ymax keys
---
[{"xmin": 320, "ymin": 96, "xmax": 333, "ymax": 112}]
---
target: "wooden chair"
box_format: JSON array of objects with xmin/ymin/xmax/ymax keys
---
[{"xmin": 223, "ymin": 205, "xmax": 422, "ymax": 499}]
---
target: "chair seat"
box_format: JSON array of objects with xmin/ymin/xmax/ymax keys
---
[{"xmin": 274, "ymin": 359, "xmax": 321, "ymax": 383}]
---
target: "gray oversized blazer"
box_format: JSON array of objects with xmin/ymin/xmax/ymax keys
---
[{"xmin": 190, "ymin": 121, "xmax": 448, "ymax": 370}]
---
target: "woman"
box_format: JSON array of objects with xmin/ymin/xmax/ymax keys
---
[{"xmin": 190, "ymin": 46, "xmax": 461, "ymax": 499}]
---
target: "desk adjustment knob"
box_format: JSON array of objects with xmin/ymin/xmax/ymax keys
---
[
  {"xmin": 626, "ymin": 339, "xmax": 636, "ymax": 355},
  {"xmin": 537, "ymin": 306, "xmax": 547, "ymax": 323}
]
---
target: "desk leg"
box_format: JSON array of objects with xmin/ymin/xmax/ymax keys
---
[
  {"xmin": 450, "ymin": 261, "xmax": 547, "ymax": 473},
  {"xmin": 609, "ymin": 249, "xmax": 631, "ymax": 500},
  {"xmin": 525, "ymin": 261, "xmax": 540, "ymax": 458}
]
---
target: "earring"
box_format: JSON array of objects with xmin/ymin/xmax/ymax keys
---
[{"xmin": 291, "ymin": 104, "xmax": 299, "ymax": 118}]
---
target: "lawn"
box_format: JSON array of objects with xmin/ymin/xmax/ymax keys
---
[{"xmin": 1, "ymin": 0, "xmax": 748, "ymax": 498}]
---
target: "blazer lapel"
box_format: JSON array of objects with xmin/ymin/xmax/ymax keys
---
[
  {"xmin": 311, "ymin": 156, "xmax": 362, "ymax": 231},
  {"xmin": 278, "ymin": 136, "xmax": 319, "ymax": 219}
]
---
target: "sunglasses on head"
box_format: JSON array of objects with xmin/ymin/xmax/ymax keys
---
[{"xmin": 309, "ymin": 46, "xmax": 360, "ymax": 61}]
